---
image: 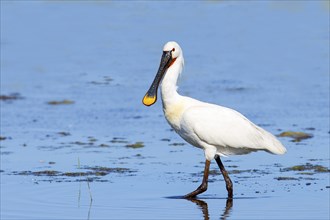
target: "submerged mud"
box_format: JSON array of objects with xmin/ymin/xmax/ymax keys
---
[{"xmin": 9, "ymin": 166, "xmax": 137, "ymax": 183}]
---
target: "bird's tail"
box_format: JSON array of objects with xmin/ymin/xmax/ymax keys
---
[{"xmin": 263, "ymin": 130, "xmax": 287, "ymax": 155}]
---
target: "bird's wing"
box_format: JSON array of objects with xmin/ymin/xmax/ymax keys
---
[{"xmin": 180, "ymin": 103, "xmax": 285, "ymax": 155}]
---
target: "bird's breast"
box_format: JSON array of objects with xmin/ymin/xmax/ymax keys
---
[{"xmin": 163, "ymin": 102, "xmax": 185, "ymax": 131}]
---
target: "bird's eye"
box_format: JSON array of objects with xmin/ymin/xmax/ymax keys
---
[{"xmin": 172, "ymin": 48, "xmax": 175, "ymax": 52}]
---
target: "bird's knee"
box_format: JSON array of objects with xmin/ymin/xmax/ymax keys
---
[{"xmin": 204, "ymin": 146, "xmax": 217, "ymax": 161}]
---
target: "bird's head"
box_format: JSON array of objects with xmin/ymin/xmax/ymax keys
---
[
  {"xmin": 163, "ymin": 41, "xmax": 182, "ymax": 59},
  {"xmin": 142, "ymin": 41, "xmax": 182, "ymax": 106}
]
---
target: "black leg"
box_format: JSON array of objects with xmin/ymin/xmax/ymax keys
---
[
  {"xmin": 221, "ymin": 198, "xmax": 233, "ymax": 220},
  {"xmin": 184, "ymin": 160, "xmax": 211, "ymax": 198},
  {"xmin": 186, "ymin": 198, "xmax": 209, "ymax": 220},
  {"xmin": 215, "ymin": 156, "xmax": 233, "ymax": 198}
]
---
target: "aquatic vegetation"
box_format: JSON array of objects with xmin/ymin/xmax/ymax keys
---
[
  {"xmin": 47, "ymin": 100, "xmax": 75, "ymax": 105},
  {"xmin": 0, "ymin": 93, "xmax": 23, "ymax": 101},
  {"xmin": 12, "ymin": 170, "xmax": 60, "ymax": 176},
  {"xmin": 281, "ymin": 163, "xmax": 330, "ymax": 173},
  {"xmin": 208, "ymin": 170, "xmax": 221, "ymax": 176},
  {"xmin": 1, "ymin": 151, "xmax": 13, "ymax": 155},
  {"xmin": 160, "ymin": 138, "xmax": 171, "ymax": 142},
  {"xmin": 194, "ymin": 168, "xmax": 271, "ymax": 177},
  {"xmin": 169, "ymin": 142, "xmax": 185, "ymax": 146},
  {"xmin": 10, "ymin": 166, "xmax": 137, "ymax": 181},
  {"xmin": 88, "ymin": 137, "xmax": 98, "ymax": 142},
  {"xmin": 126, "ymin": 142, "xmax": 145, "ymax": 149},
  {"xmin": 110, "ymin": 137, "xmax": 128, "ymax": 144},
  {"xmin": 277, "ymin": 131, "xmax": 313, "ymax": 142},
  {"xmin": 298, "ymin": 172, "xmax": 315, "ymax": 175},
  {"xmin": 225, "ymin": 87, "xmax": 246, "ymax": 92},
  {"xmin": 63, "ymin": 172, "xmax": 92, "ymax": 177},
  {"xmin": 84, "ymin": 166, "xmax": 136, "ymax": 174},
  {"xmin": 228, "ymin": 169, "xmax": 271, "ymax": 175},
  {"xmin": 89, "ymin": 76, "xmax": 113, "ymax": 85},
  {"xmin": 57, "ymin": 132, "xmax": 71, "ymax": 136},
  {"xmin": 275, "ymin": 177, "xmax": 299, "ymax": 181},
  {"xmin": 70, "ymin": 141, "xmax": 91, "ymax": 146}
]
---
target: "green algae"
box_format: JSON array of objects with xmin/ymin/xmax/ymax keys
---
[
  {"xmin": 281, "ymin": 163, "xmax": 330, "ymax": 173},
  {"xmin": 47, "ymin": 100, "xmax": 75, "ymax": 105},
  {"xmin": 110, "ymin": 137, "xmax": 128, "ymax": 144},
  {"xmin": 84, "ymin": 166, "xmax": 135, "ymax": 174},
  {"xmin": 13, "ymin": 170, "xmax": 60, "ymax": 176},
  {"xmin": 160, "ymin": 138, "xmax": 171, "ymax": 142},
  {"xmin": 277, "ymin": 131, "xmax": 313, "ymax": 142},
  {"xmin": 57, "ymin": 132, "xmax": 71, "ymax": 136},
  {"xmin": 0, "ymin": 93, "xmax": 23, "ymax": 101},
  {"xmin": 275, "ymin": 177, "xmax": 299, "ymax": 181},
  {"xmin": 194, "ymin": 169, "xmax": 270, "ymax": 177},
  {"xmin": 169, "ymin": 143, "xmax": 185, "ymax": 146},
  {"xmin": 126, "ymin": 142, "xmax": 144, "ymax": 149},
  {"xmin": 10, "ymin": 166, "xmax": 136, "ymax": 181}
]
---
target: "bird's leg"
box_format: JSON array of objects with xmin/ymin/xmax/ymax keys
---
[
  {"xmin": 186, "ymin": 198, "xmax": 209, "ymax": 220},
  {"xmin": 184, "ymin": 160, "xmax": 211, "ymax": 198},
  {"xmin": 215, "ymin": 156, "xmax": 233, "ymax": 198}
]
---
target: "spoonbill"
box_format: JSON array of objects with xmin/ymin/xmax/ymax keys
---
[{"xmin": 142, "ymin": 41, "xmax": 286, "ymax": 198}]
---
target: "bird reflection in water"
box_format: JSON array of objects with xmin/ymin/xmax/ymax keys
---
[{"xmin": 186, "ymin": 198, "xmax": 233, "ymax": 220}]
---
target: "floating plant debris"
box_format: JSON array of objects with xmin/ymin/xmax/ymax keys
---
[
  {"xmin": 193, "ymin": 169, "xmax": 270, "ymax": 177},
  {"xmin": 12, "ymin": 170, "xmax": 61, "ymax": 176},
  {"xmin": 110, "ymin": 137, "xmax": 128, "ymax": 144},
  {"xmin": 0, "ymin": 93, "xmax": 23, "ymax": 101},
  {"xmin": 57, "ymin": 132, "xmax": 71, "ymax": 136},
  {"xmin": 47, "ymin": 100, "xmax": 75, "ymax": 105},
  {"xmin": 169, "ymin": 142, "xmax": 185, "ymax": 146},
  {"xmin": 88, "ymin": 137, "xmax": 98, "ymax": 142},
  {"xmin": 228, "ymin": 169, "xmax": 271, "ymax": 175},
  {"xmin": 1, "ymin": 151, "xmax": 13, "ymax": 155},
  {"xmin": 225, "ymin": 87, "xmax": 246, "ymax": 92},
  {"xmin": 84, "ymin": 166, "xmax": 135, "ymax": 174},
  {"xmin": 70, "ymin": 141, "xmax": 90, "ymax": 146},
  {"xmin": 126, "ymin": 142, "xmax": 144, "ymax": 149},
  {"xmin": 275, "ymin": 177, "xmax": 299, "ymax": 181},
  {"xmin": 10, "ymin": 166, "xmax": 136, "ymax": 180},
  {"xmin": 160, "ymin": 138, "xmax": 171, "ymax": 142},
  {"xmin": 281, "ymin": 163, "xmax": 330, "ymax": 173},
  {"xmin": 89, "ymin": 76, "xmax": 113, "ymax": 85},
  {"xmin": 277, "ymin": 131, "xmax": 313, "ymax": 142}
]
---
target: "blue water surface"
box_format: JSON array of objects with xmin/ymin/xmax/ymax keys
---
[{"xmin": 1, "ymin": 1, "xmax": 329, "ymax": 219}]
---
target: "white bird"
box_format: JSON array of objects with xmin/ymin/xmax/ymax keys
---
[{"xmin": 143, "ymin": 41, "xmax": 287, "ymax": 198}]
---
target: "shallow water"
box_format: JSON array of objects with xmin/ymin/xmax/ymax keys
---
[{"xmin": 1, "ymin": 1, "xmax": 329, "ymax": 219}]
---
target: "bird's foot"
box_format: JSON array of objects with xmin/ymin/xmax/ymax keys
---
[{"xmin": 183, "ymin": 182, "xmax": 208, "ymax": 198}]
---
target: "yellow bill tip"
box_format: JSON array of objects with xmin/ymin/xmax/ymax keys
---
[{"xmin": 142, "ymin": 95, "xmax": 156, "ymax": 106}]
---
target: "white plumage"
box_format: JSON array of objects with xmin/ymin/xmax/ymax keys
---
[{"xmin": 143, "ymin": 41, "xmax": 286, "ymax": 198}]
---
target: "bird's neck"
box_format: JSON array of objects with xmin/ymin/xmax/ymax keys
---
[{"xmin": 160, "ymin": 56, "xmax": 183, "ymax": 108}]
